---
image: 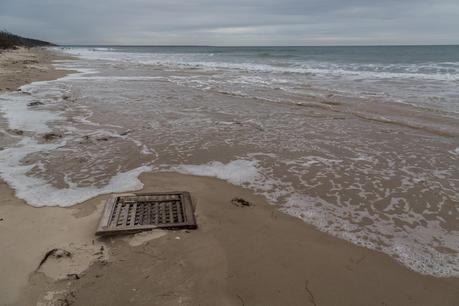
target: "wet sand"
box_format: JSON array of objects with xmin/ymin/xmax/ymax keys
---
[{"xmin": 1, "ymin": 48, "xmax": 459, "ymax": 306}]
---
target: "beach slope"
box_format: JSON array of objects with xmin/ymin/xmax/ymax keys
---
[{"xmin": 1, "ymin": 48, "xmax": 458, "ymax": 306}]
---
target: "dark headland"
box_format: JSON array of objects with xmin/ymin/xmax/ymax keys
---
[{"xmin": 0, "ymin": 31, "xmax": 55, "ymax": 50}]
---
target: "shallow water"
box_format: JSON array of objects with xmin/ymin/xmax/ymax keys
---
[{"xmin": 0, "ymin": 46, "xmax": 458, "ymax": 277}]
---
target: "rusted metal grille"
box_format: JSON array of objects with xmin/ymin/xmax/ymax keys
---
[{"xmin": 96, "ymin": 192, "xmax": 197, "ymax": 236}]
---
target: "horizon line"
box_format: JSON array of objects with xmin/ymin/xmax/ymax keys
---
[{"xmin": 58, "ymin": 43, "xmax": 459, "ymax": 48}]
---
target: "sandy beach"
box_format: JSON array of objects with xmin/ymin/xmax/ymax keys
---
[{"xmin": 0, "ymin": 47, "xmax": 458, "ymax": 306}]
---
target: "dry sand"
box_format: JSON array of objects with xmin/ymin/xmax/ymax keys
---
[
  {"xmin": 0, "ymin": 47, "xmax": 70, "ymax": 91},
  {"xmin": 1, "ymin": 48, "xmax": 459, "ymax": 306}
]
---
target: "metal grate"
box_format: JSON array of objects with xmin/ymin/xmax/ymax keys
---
[{"xmin": 96, "ymin": 192, "xmax": 197, "ymax": 236}]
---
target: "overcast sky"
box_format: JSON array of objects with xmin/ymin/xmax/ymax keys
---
[{"xmin": 1, "ymin": 0, "xmax": 458, "ymax": 45}]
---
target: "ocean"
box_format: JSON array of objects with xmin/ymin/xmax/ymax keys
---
[
  {"xmin": 0, "ymin": 45, "xmax": 458, "ymax": 277},
  {"xmin": 67, "ymin": 45, "xmax": 459, "ymax": 113}
]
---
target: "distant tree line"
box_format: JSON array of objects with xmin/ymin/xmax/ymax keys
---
[{"xmin": 0, "ymin": 31, "xmax": 55, "ymax": 49}]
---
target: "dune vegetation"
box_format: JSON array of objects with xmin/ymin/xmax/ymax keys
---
[{"xmin": 0, "ymin": 31, "xmax": 54, "ymax": 50}]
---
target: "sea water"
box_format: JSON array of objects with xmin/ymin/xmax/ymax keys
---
[{"xmin": 0, "ymin": 45, "xmax": 458, "ymax": 277}]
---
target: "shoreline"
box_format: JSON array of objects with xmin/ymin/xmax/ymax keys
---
[{"xmin": 1, "ymin": 48, "xmax": 459, "ymax": 305}]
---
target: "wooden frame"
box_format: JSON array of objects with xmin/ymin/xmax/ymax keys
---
[{"xmin": 96, "ymin": 191, "xmax": 197, "ymax": 236}]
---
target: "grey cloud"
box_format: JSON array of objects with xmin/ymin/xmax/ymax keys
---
[{"xmin": 1, "ymin": 0, "xmax": 458, "ymax": 45}]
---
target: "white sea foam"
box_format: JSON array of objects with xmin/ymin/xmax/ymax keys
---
[
  {"xmin": 0, "ymin": 93, "xmax": 60, "ymax": 133},
  {"xmin": 168, "ymin": 157, "xmax": 459, "ymax": 278},
  {"xmin": 172, "ymin": 160, "xmax": 260, "ymax": 185},
  {"xmin": 63, "ymin": 76, "xmax": 164, "ymax": 81},
  {"xmin": 0, "ymin": 137, "xmax": 151, "ymax": 207},
  {"xmin": 0, "ymin": 64, "xmax": 154, "ymax": 207},
  {"xmin": 169, "ymin": 159, "xmax": 292, "ymax": 202},
  {"xmin": 280, "ymin": 193, "xmax": 459, "ymax": 277},
  {"xmin": 58, "ymin": 47, "xmax": 459, "ymax": 114},
  {"xmin": 0, "ymin": 95, "xmax": 153, "ymax": 206},
  {"xmin": 60, "ymin": 47, "xmax": 459, "ymax": 82}
]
